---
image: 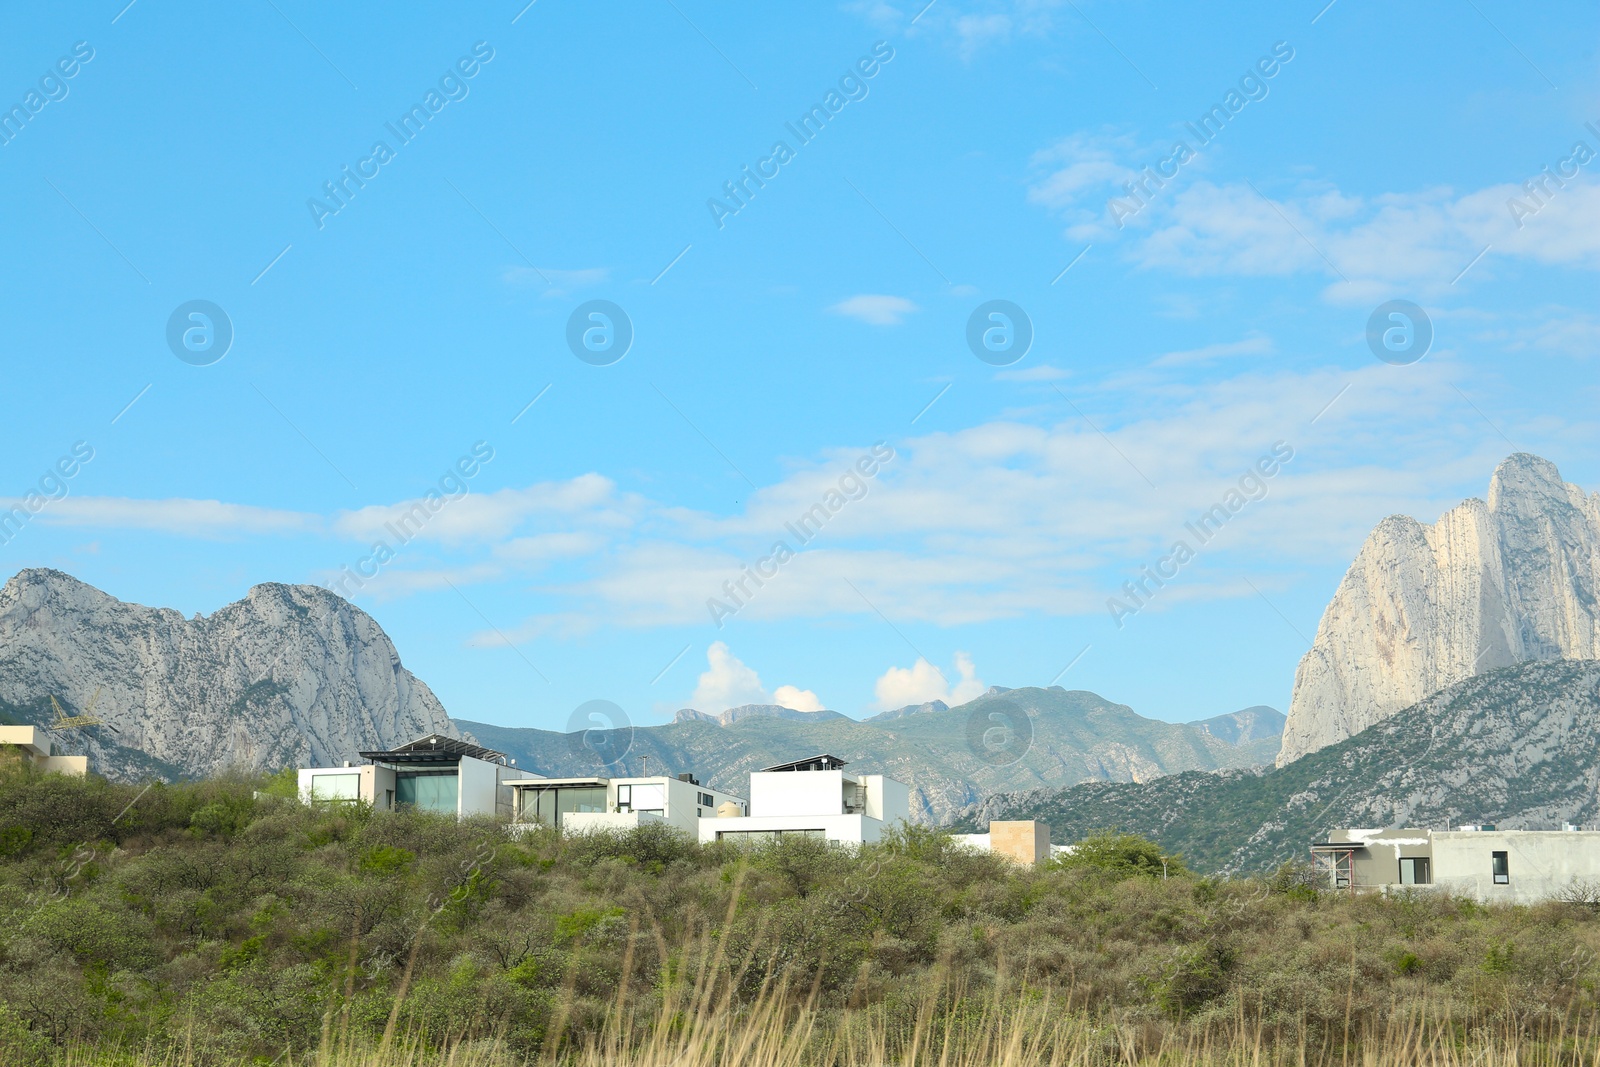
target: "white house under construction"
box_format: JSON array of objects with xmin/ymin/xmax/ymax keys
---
[{"xmin": 1313, "ymin": 826, "xmax": 1600, "ymax": 903}]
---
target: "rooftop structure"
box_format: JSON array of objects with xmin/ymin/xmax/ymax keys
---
[
  {"xmin": 698, "ymin": 753, "xmax": 909, "ymax": 846},
  {"xmin": 760, "ymin": 754, "xmax": 849, "ymax": 773},
  {"xmin": 300, "ymin": 733, "xmax": 525, "ymax": 817}
]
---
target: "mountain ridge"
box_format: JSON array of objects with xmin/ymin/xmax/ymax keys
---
[
  {"xmin": 969, "ymin": 659, "xmax": 1600, "ymax": 873},
  {"xmin": 460, "ymin": 688, "xmax": 1281, "ymax": 825}
]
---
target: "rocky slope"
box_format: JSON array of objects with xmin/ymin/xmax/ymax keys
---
[
  {"xmin": 460, "ymin": 687, "xmax": 1282, "ymax": 825},
  {"xmin": 0, "ymin": 569, "xmax": 457, "ymax": 779},
  {"xmin": 1279, "ymin": 454, "xmax": 1600, "ymax": 765},
  {"xmin": 971, "ymin": 659, "xmax": 1600, "ymax": 873}
]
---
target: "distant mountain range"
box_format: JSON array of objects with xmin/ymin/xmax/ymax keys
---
[
  {"xmin": 968, "ymin": 659, "xmax": 1600, "ymax": 873},
  {"xmin": 460, "ymin": 691, "xmax": 1283, "ymax": 825},
  {"xmin": 0, "ymin": 570, "xmax": 1281, "ymax": 816}
]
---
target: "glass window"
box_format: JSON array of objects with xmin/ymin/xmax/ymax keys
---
[
  {"xmin": 526, "ymin": 786, "xmax": 608, "ymax": 826},
  {"xmin": 616, "ymin": 784, "xmax": 631, "ymax": 810},
  {"xmin": 1399, "ymin": 857, "xmax": 1430, "ymax": 885},
  {"xmin": 396, "ymin": 772, "xmax": 459, "ymax": 813},
  {"xmin": 310, "ymin": 773, "xmax": 360, "ymax": 802},
  {"xmin": 1492, "ymin": 851, "xmax": 1509, "ymax": 884}
]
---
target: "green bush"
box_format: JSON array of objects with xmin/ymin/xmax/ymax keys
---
[{"xmin": 1051, "ymin": 831, "xmax": 1187, "ymax": 879}]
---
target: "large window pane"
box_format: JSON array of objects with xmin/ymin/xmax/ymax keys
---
[
  {"xmin": 310, "ymin": 773, "xmax": 360, "ymax": 801},
  {"xmin": 397, "ymin": 772, "xmax": 459, "ymax": 813}
]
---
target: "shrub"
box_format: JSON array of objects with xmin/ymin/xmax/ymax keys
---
[{"xmin": 1052, "ymin": 832, "xmax": 1187, "ymax": 879}]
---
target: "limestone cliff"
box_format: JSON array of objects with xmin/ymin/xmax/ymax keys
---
[
  {"xmin": 0, "ymin": 569, "xmax": 459, "ymax": 779},
  {"xmin": 1278, "ymin": 454, "xmax": 1600, "ymax": 765}
]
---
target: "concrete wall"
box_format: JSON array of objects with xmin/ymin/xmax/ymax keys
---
[
  {"xmin": 1433, "ymin": 830, "xmax": 1600, "ymax": 904},
  {"xmin": 697, "ymin": 812, "xmax": 881, "ymax": 845},
  {"xmin": 862, "ymin": 775, "xmax": 910, "ymax": 827},
  {"xmin": 750, "ymin": 770, "xmax": 847, "ymax": 817},
  {"xmin": 565, "ymin": 810, "xmax": 666, "ymax": 834},
  {"xmin": 990, "ymin": 821, "xmax": 1051, "ymax": 865},
  {"xmin": 456, "ymin": 755, "xmax": 504, "ymax": 818}
]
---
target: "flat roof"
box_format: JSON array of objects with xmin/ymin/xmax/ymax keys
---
[
  {"xmin": 359, "ymin": 734, "xmax": 506, "ymax": 765},
  {"xmin": 760, "ymin": 754, "xmax": 849, "ymax": 773}
]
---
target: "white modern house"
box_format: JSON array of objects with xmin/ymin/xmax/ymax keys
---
[
  {"xmin": 695, "ymin": 754, "xmax": 909, "ymax": 845},
  {"xmin": 1314, "ymin": 826, "xmax": 1600, "ymax": 904},
  {"xmin": 0, "ymin": 725, "xmax": 87, "ymax": 776},
  {"xmin": 299, "ymin": 734, "xmax": 526, "ymax": 818},
  {"xmin": 505, "ymin": 772, "xmax": 746, "ymax": 834}
]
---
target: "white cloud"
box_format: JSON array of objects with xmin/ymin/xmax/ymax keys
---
[
  {"xmin": 995, "ymin": 363, "xmax": 1071, "ymax": 381},
  {"xmin": 684, "ymin": 643, "xmax": 825, "ymax": 713},
  {"xmin": 36, "ymin": 498, "xmax": 319, "ymax": 537},
  {"xmin": 503, "ymin": 266, "xmax": 609, "ymax": 298},
  {"xmin": 690, "ymin": 642, "xmax": 768, "ymax": 712},
  {"xmin": 1151, "ymin": 333, "xmax": 1274, "ymax": 367},
  {"xmin": 873, "ymin": 651, "xmax": 986, "ymax": 710},
  {"xmin": 333, "ymin": 474, "xmax": 623, "ymax": 546},
  {"xmin": 772, "ymin": 685, "xmax": 825, "ymax": 712},
  {"xmin": 1027, "ymin": 139, "xmax": 1600, "ymax": 295},
  {"xmin": 828, "ymin": 294, "xmax": 919, "ymax": 326}
]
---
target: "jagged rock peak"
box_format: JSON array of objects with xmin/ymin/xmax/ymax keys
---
[
  {"xmin": 1278, "ymin": 454, "xmax": 1600, "ymax": 765},
  {"xmin": 0, "ymin": 569, "xmax": 460, "ymax": 779}
]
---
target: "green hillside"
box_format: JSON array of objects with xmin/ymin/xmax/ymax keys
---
[
  {"xmin": 460, "ymin": 687, "xmax": 1281, "ymax": 825},
  {"xmin": 967, "ymin": 660, "xmax": 1600, "ymax": 873}
]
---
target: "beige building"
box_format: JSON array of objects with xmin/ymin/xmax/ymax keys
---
[
  {"xmin": 953, "ymin": 820, "xmax": 1054, "ymax": 866},
  {"xmin": 0, "ymin": 725, "xmax": 88, "ymax": 776}
]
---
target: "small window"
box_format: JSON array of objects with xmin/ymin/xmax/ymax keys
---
[
  {"xmin": 698, "ymin": 791, "xmax": 714, "ymax": 807},
  {"xmin": 616, "ymin": 784, "xmax": 631, "ymax": 811},
  {"xmin": 1492, "ymin": 851, "xmax": 1509, "ymax": 884},
  {"xmin": 1399, "ymin": 857, "xmax": 1430, "ymax": 885}
]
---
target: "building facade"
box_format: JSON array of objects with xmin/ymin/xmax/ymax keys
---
[
  {"xmin": 299, "ymin": 734, "xmax": 525, "ymax": 818},
  {"xmin": 0, "ymin": 726, "xmax": 87, "ymax": 776},
  {"xmin": 505, "ymin": 772, "xmax": 746, "ymax": 835},
  {"xmin": 952, "ymin": 820, "xmax": 1055, "ymax": 866},
  {"xmin": 1314, "ymin": 826, "xmax": 1600, "ymax": 903},
  {"xmin": 695, "ymin": 754, "xmax": 910, "ymax": 845}
]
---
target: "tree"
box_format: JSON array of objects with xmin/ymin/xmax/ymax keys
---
[{"xmin": 1051, "ymin": 831, "xmax": 1186, "ymax": 879}]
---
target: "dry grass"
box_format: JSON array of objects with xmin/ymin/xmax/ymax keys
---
[{"xmin": 47, "ymin": 908, "xmax": 1600, "ymax": 1067}]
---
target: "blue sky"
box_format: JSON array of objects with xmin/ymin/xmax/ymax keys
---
[{"xmin": 1, "ymin": 0, "xmax": 1596, "ymax": 734}]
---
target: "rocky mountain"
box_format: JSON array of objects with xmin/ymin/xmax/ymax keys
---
[
  {"xmin": 970, "ymin": 659, "xmax": 1600, "ymax": 874},
  {"xmin": 673, "ymin": 704, "xmax": 848, "ymax": 726},
  {"xmin": 1195, "ymin": 705, "xmax": 1284, "ymax": 745},
  {"xmin": 863, "ymin": 699, "xmax": 949, "ymax": 724},
  {"xmin": 1279, "ymin": 454, "xmax": 1600, "ymax": 765},
  {"xmin": 460, "ymin": 688, "xmax": 1282, "ymax": 825},
  {"xmin": 0, "ymin": 569, "xmax": 457, "ymax": 779}
]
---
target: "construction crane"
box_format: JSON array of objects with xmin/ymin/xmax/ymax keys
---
[{"xmin": 50, "ymin": 687, "xmax": 104, "ymax": 733}]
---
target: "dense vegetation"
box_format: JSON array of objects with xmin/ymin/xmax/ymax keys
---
[{"xmin": 2, "ymin": 762, "xmax": 1600, "ymax": 1065}]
